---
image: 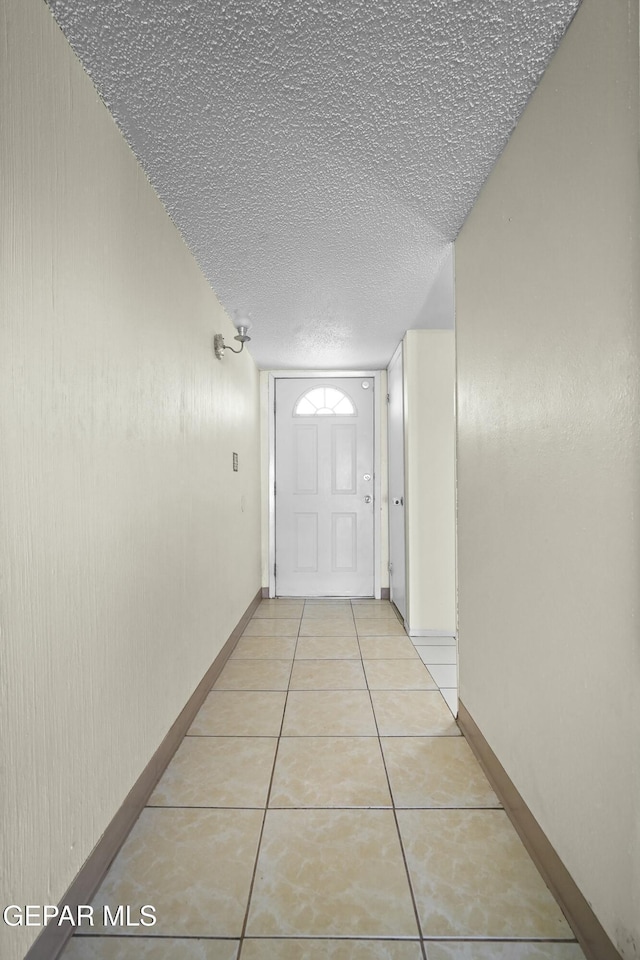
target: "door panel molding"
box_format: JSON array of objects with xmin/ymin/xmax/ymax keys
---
[
  {"xmin": 332, "ymin": 511, "xmax": 358, "ymax": 572},
  {"xmin": 293, "ymin": 423, "xmax": 318, "ymax": 494},
  {"xmin": 294, "ymin": 513, "xmax": 318, "ymax": 571},
  {"xmin": 331, "ymin": 423, "xmax": 357, "ymax": 495}
]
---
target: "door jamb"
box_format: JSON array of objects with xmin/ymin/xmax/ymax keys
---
[{"xmin": 267, "ymin": 370, "xmax": 382, "ymax": 599}]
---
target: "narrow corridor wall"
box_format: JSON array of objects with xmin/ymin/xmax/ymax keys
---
[
  {"xmin": 455, "ymin": 0, "xmax": 639, "ymax": 955},
  {"xmin": 0, "ymin": 2, "xmax": 261, "ymax": 958},
  {"xmin": 403, "ymin": 330, "xmax": 456, "ymax": 635}
]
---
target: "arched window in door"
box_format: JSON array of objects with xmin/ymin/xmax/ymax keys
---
[{"xmin": 294, "ymin": 386, "xmax": 356, "ymax": 417}]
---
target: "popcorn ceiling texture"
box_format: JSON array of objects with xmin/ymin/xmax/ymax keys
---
[{"xmin": 46, "ymin": 0, "xmax": 581, "ymax": 368}]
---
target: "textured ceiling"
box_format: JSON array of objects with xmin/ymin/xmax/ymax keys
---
[{"xmin": 46, "ymin": 0, "xmax": 580, "ymax": 369}]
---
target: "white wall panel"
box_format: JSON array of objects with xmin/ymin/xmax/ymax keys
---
[
  {"xmin": 0, "ymin": 4, "xmax": 261, "ymax": 958},
  {"xmin": 403, "ymin": 330, "xmax": 457, "ymax": 635},
  {"xmin": 455, "ymin": 1, "xmax": 639, "ymax": 954}
]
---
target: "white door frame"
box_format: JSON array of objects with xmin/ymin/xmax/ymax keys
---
[
  {"xmin": 387, "ymin": 340, "xmax": 407, "ymax": 621},
  {"xmin": 267, "ymin": 370, "xmax": 383, "ymax": 599}
]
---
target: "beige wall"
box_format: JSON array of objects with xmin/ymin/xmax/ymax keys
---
[
  {"xmin": 455, "ymin": 1, "xmax": 639, "ymax": 955},
  {"xmin": 404, "ymin": 329, "xmax": 457, "ymax": 635},
  {"xmin": 0, "ymin": 3, "xmax": 261, "ymax": 958}
]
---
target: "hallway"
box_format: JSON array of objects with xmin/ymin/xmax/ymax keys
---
[{"xmin": 62, "ymin": 600, "xmax": 584, "ymax": 960}]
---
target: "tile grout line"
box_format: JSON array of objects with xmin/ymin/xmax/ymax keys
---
[
  {"xmin": 73, "ymin": 601, "xmax": 563, "ymax": 955},
  {"xmin": 82, "ymin": 601, "xmax": 567, "ymax": 955},
  {"xmin": 235, "ymin": 604, "xmax": 304, "ymax": 959},
  {"xmin": 353, "ymin": 601, "xmax": 429, "ymax": 960}
]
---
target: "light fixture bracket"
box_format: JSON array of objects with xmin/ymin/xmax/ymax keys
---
[{"xmin": 214, "ymin": 324, "xmax": 252, "ymax": 360}]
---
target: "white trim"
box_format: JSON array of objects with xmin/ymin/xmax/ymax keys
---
[
  {"xmin": 268, "ymin": 369, "xmax": 377, "ymax": 378},
  {"xmin": 267, "ymin": 373, "xmax": 277, "ymax": 598},
  {"xmin": 387, "ymin": 340, "xmax": 406, "ymax": 618},
  {"xmin": 405, "ymin": 626, "xmax": 457, "ymax": 638},
  {"xmin": 268, "ymin": 370, "xmax": 382, "ymax": 599},
  {"xmin": 372, "ymin": 374, "xmax": 382, "ymax": 601}
]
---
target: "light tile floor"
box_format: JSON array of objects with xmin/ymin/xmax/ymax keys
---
[
  {"xmin": 410, "ymin": 634, "xmax": 459, "ymax": 719},
  {"xmin": 63, "ymin": 600, "xmax": 586, "ymax": 960}
]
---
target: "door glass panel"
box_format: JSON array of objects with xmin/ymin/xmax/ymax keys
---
[{"xmin": 294, "ymin": 386, "xmax": 355, "ymax": 417}]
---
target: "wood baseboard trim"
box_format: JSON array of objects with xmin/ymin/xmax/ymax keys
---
[
  {"xmin": 25, "ymin": 588, "xmax": 262, "ymax": 960},
  {"xmin": 262, "ymin": 588, "xmax": 389, "ymax": 600},
  {"xmin": 457, "ymin": 700, "xmax": 622, "ymax": 960}
]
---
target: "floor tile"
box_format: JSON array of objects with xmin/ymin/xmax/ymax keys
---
[
  {"xmin": 295, "ymin": 636, "xmax": 361, "ymax": 659},
  {"xmin": 351, "ymin": 598, "xmax": 393, "ymax": 604},
  {"xmin": 440, "ymin": 688, "xmax": 458, "ymax": 717},
  {"xmin": 303, "ymin": 601, "xmax": 353, "ymax": 616},
  {"xmin": 352, "ymin": 603, "xmax": 401, "ymax": 620},
  {"xmin": 381, "ymin": 737, "xmax": 501, "ymax": 808},
  {"xmin": 363, "ymin": 659, "xmax": 437, "ymax": 690},
  {"xmin": 67, "ymin": 597, "xmax": 573, "ymax": 959},
  {"xmin": 242, "ymin": 619, "xmax": 300, "ymax": 637},
  {"xmin": 241, "ymin": 940, "xmax": 423, "ymax": 959},
  {"xmin": 300, "ymin": 618, "xmax": 356, "ymax": 636},
  {"xmin": 414, "ymin": 645, "xmax": 457, "ymax": 665},
  {"xmin": 148, "ymin": 736, "xmax": 277, "ymax": 808},
  {"xmin": 213, "ymin": 660, "xmax": 292, "ymax": 691},
  {"xmin": 289, "ymin": 659, "xmax": 367, "ymax": 690},
  {"xmin": 371, "ymin": 691, "xmax": 461, "ymax": 736},
  {"xmin": 269, "ymin": 737, "xmax": 392, "ymax": 807},
  {"xmin": 398, "ymin": 809, "xmax": 574, "ymax": 938},
  {"xmin": 357, "ymin": 619, "xmax": 407, "ymax": 637},
  {"xmin": 63, "ymin": 938, "xmax": 239, "ymax": 959},
  {"xmin": 89, "ymin": 808, "xmax": 262, "ymax": 937},
  {"xmin": 425, "ymin": 664, "xmax": 458, "ymax": 688},
  {"xmin": 282, "ymin": 690, "xmax": 378, "ymax": 736},
  {"xmin": 254, "ymin": 600, "xmax": 304, "ymax": 619},
  {"xmin": 188, "ymin": 691, "xmax": 286, "ymax": 737},
  {"xmin": 231, "ymin": 637, "xmax": 296, "ymax": 660},
  {"xmin": 246, "ymin": 809, "xmax": 419, "ymax": 937},
  {"xmin": 424, "ymin": 944, "xmax": 586, "ymax": 960},
  {"xmin": 358, "ymin": 637, "xmax": 419, "ymax": 659}
]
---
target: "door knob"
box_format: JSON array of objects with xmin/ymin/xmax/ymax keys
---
[{"xmin": 364, "ymin": 495, "xmax": 372, "ymax": 503}]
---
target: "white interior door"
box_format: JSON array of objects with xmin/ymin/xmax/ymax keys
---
[
  {"xmin": 275, "ymin": 377, "xmax": 375, "ymax": 597},
  {"xmin": 387, "ymin": 344, "xmax": 407, "ymax": 619}
]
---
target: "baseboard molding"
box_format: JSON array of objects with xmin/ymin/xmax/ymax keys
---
[
  {"xmin": 262, "ymin": 587, "xmax": 391, "ymax": 600},
  {"xmin": 405, "ymin": 626, "xmax": 457, "ymax": 638},
  {"xmin": 25, "ymin": 588, "xmax": 262, "ymax": 960},
  {"xmin": 457, "ymin": 700, "xmax": 622, "ymax": 960}
]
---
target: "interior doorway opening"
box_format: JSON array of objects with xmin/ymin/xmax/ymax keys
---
[{"xmin": 267, "ymin": 371, "xmax": 383, "ymax": 599}]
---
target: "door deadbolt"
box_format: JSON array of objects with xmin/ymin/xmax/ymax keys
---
[
  {"xmin": 393, "ymin": 497, "xmax": 404, "ymax": 506},
  {"xmin": 364, "ymin": 495, "xmax": 372, "ymax": 503},
  {"xmin": 363, "ymin": 474, "xmax": 371, "ymax": 481}
]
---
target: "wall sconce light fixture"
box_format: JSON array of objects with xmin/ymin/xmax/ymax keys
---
[{"xmin": 214, "ymin": 322, "xmax": 251, "ymax": 360}]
